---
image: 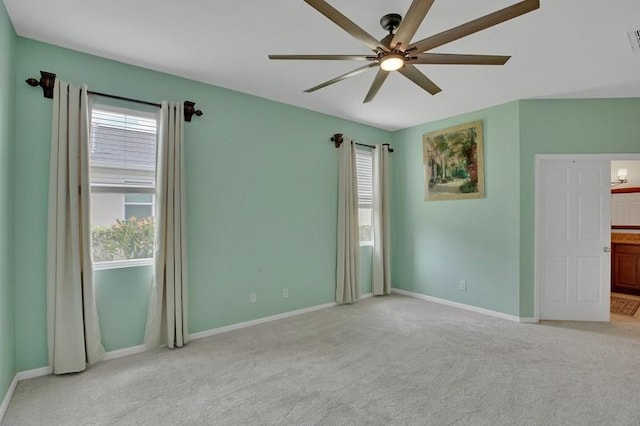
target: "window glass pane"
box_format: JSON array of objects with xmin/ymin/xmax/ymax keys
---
[
  {"xmin": 355, "ymin": 149, "xmax": 373, "ymax": 208},
  {"xmin": 90, "ymin": 109, "xmax": 157, "ymax": 189},
  {"xmin": 125, "ymin": 205, "xmax": 153, "ymax": 220},
  {"xmin": 90, "ymin": 105, "xmax": 157, "ymax": 263},
  {"xmin": 91, "ymin": 110, "xmax": 157, "ymax": 168},
  {"xmin": 356, "ymin": 148, "xmax": 374, "ymax": 244},
  {"xmin": 359, "ymin": 208, "xmax": 373, "ymax": 244},
  {"xmin": 91, "ymin": 192, "xmax": 125, "ymax": 227},
  {"xmin": 124, "ymin": 193, "xmax": 153, "ymax": 203}
]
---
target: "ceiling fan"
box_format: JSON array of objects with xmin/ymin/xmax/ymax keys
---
[{"xmin": 269, "ymin": 0, "xmax": 540, "ymax": 103}]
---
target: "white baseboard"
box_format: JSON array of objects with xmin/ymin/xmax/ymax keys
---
[
  {"xmin": 102, "ymin": 344, "xmax": 147, "ymax": 361},
  {"xmin": 0, "ymin": 344, "xmax": 148, "ymax": 423},
  {"xmin": 7, "ymin": 296, "xmax": 359, "ymax": 405},
  {"xmin": 190, "ymin": 294, "xmax": 377, "ymax": 341},
  {"xmin": 391, "ymin": 288, "xmax": 538, "ymax": 323},
  {"xmin": 0, "ymin": 374, "xmax": 17, "ymax": 423},
  {"xmin": 12, "ymin": 299, "xmax": 341, "ymax": 387},
  {"xmin": 190, "ymin": 301, "xmax": 337, "ymax": 341},
  {"xmin": 15, "ymin": 366, "xmax": 52, "ymax": 381},
  {"xmin": 11, "ymin": 344, "xmax": 147, "ymax": 384}
]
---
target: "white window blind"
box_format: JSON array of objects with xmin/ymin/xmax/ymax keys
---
[
  {"xmin": 90, "ymin": 108, "xmax": 158, "ymax": 192},
  {"xmin": 356, "ymin": 148, "xmax": 373, "ymax": 207},
  {"xmin": 355, "ymin": 147, "xmax": 374, "ymax": 244}
]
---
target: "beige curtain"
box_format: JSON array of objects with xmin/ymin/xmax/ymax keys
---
[
  {"xmin": 47, "ymin": 80, "xmax": 105, "ymax": 374},
  {"xmin": 336, "ymin": 139, "xmax": 360, "ymax": 304},
  {"xmin": 144, "ymin": 101, "xmax": 189, "ymax": 349},
  {"xmin": 372, "ymin": 144, "xmax": 391, "ymax": 295}
]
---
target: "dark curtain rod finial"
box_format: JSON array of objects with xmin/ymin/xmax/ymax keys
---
[
  {"xmin": 25, "ymin": 70, "xmax": 56, "ymax": 99},
  {"xmin": 331, "ymin": 133, "xmax": 344, "ymax": 148},
  {"xmin": 183, "ymin": 101, "xmax": 203, "ymax": 122}
]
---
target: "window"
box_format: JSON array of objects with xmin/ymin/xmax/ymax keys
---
[
  {"xmin": 89, "ymin": 104, "xmax": 158, "ymax": 268},
  {"xmin": 356, "ymin": 148, "xmax": 373, "ymax": 245},
  {"xmin": 124, "ymin": 193, "xmax": 154, "ymax": 219}
]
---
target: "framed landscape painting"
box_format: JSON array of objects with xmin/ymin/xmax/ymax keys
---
[{"xmin": 423, "ymin": 120, "xmax": 485, "ymax": 201}]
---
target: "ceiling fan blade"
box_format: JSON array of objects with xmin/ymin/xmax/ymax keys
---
[
  {"xmin": 391, "ymin": 0, "xmax": 435, "ymax": 51},
  {"xmin": 269, "ymin": 54, "xmax": 373, "ymax": 61},
  {"xmin": 398, "ymin": 64, "xmax": 441, "ymax": 95},
  {"xmin": 363, "ymin": 69, "xmax": 390, "ymax": 103},
  {"xmin": 303, "ymin": 0, "xmax": 388, "ymax": 52},
  {"xmin": 408, "ymin": 0, "xmax": 539, "ymax": 54},
  {"xmin": 305, "ymin": 63, "xmax": 379, "ymax": 93},
  {"xmin": 411, "ymin": 53, "xmax": 511, "ymax": 65}
]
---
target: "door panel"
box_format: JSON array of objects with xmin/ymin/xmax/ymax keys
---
[
  {"xmin": 537, "ymin": 157, "xmax": 611, "ymax": 321},
  {"xmin": 544, "ymin": 257, "xmax": 567, "ymax": 302},
  {"xmin": 577, "ymin": 195, "xmax": 601, "ymax": 240},
  {"xmin": 544, "ymin": 194, "xmax": 567, "ymax": 240},
  {"xmin": 576, "ymin": 256, "xmax": 600, "ymax": 302}
]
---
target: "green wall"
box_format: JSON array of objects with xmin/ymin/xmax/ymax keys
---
[
  {"xmin": 13, "ymin": 38, "xmax": 389, "ymax": 370},
  {"xmin": 390, "ymin": 102, "xmax": 521, "ymax": 316},
  {"xmin": 94, "ymin": 266, "xmax": 152, "ymax": 352},
  {"xmin": 0, "ymin": 0, "xmax": 16, "ymax": 404},
  {"xmin": 390, "ymin": 98, "xmax": 640, "ymax": 319},
  {"xmin": 518, "ymin": 98, "xmax": 640, "ymax": 316}
]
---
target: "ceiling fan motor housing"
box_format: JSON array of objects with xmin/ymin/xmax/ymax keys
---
[{"xmin": 380, "ymin": 13, "xmax": 402, "ymax": 33}]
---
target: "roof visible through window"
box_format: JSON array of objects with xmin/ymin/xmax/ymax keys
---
[{"xmin": 90, "ymin": 109, "xmax": 157, "ymax": 171}]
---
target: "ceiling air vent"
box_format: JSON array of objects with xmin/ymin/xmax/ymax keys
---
[{"xmin": 628, "ymin": 29, "xmax": 640, "ymax": 53}]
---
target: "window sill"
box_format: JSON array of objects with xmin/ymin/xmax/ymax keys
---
[
  {"xmin": 360, "ymin": 242, "xmax": 374, "ymax": 247},
  {"xmin": 94, "ymin": 258, "xmax": 154, "ymax": 271}
]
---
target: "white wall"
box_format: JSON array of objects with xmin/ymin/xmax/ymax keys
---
[{"xmin": 91, "ymin": 193, "xmax": 124, "ymax": 227}]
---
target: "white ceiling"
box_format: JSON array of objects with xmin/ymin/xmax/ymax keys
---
[{"xmin": 5, "ymin": 0, "xmax": 640, "ymax": 131}]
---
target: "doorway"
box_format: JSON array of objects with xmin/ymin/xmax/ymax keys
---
[
  {"xmin": 610, "ymin": 159, "xmax": 640, "ymax": 322},
  {"xmin": 535, "ymin": 156, "xmax": 610, "ymax": 321},
  {"xmin": 535, "ymin": 154, "xmax": 640, "ymax": 322}
]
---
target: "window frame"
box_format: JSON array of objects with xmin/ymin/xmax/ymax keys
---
[
  {"xmin": 93, "ymin": 258, "xmax": 154, "ymax": 271},
  {"xmin": 355, "ymin": 147, "xmax": 374, "ymax": 247},
  {"xmin": 89, "ymin": 102, "xmax": 159, "ymax": 269},
  {"xmin": 124, "ymin": 192, "xmax": 155, "ymax": 221}
]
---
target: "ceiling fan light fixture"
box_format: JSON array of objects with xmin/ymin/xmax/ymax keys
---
[{"xmin": 380, "ymin": 54, "xmax": 405, "ymax": 71}]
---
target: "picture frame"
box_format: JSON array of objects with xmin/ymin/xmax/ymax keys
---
[{"xmin": 423, "ymin": 120, "xmax": 485, "ymax": 201}]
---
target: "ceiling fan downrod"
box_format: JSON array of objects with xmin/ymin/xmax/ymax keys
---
[
  {"xmin": 379, "ymin": 13, "xmax": 402, "ymax": 34},
  {"xmin": 378, "ymin": 13, "xmax": 406, "ymax": 70}
]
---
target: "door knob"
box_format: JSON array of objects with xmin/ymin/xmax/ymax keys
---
[{"xmin": 603, "ymin": 247, "xmax": 611, "ymax": 253}]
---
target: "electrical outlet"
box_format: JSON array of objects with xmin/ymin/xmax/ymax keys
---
[
  {"xmin": 282, "ymin": 288, "xmax": 289, "ymax": 298},
  {"xmin": 459, "ymin": 280, "xmax": 467, "ymax": 291},
  {"xmin": 250, "ymin": 292, "xmax": 256, "ymax": 303}
]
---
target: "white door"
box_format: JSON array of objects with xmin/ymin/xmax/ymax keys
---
[{"xmin": 537, "ymin": 157, "xmax": 611, "ymax": 321}]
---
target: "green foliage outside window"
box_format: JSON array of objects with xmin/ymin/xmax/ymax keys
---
[
  {"xmin": 360, "ymin": 224, "xmax": 372, "ymax": 243},
  {"xmin": 92, "ymin": 216, "xmax": 154, "ymax": 262}
]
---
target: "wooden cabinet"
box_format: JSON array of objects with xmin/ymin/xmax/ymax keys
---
[{"xmin": 612, "ymin": 243, "xmax": 640, "ymax": 295}]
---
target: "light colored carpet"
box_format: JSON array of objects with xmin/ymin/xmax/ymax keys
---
[{"xmin": 4, "ymin": 294, "xmax": 640, "ymax": 426}]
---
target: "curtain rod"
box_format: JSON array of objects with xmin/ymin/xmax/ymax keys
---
[
  {"xmin": 331, "ymin": 133, "xmax": 394, "ymax": 153},
  {"xmin": 25, "ymin": 70, "xmax": 203, "ymax": 122}
]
